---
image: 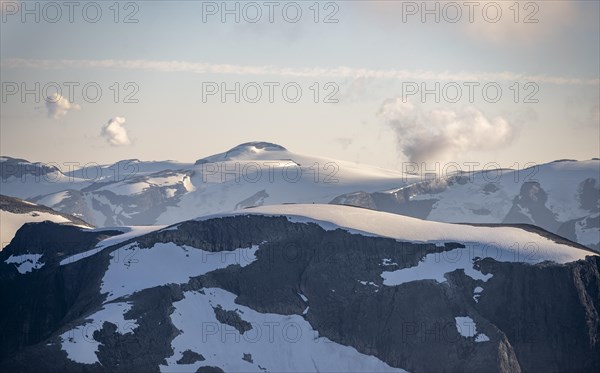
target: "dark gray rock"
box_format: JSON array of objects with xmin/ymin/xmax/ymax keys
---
[
  {"xmin": 195, "ymin": 366, "xmax": 225, "ymax": 373},
  {"xmin": 502, "ymin": 182, "xmax": 559, "ymax": 232},
  {"xmin": 213, "ymin": 305, "xmax": 252, "ymax": 334},
  {"xmin": 578, "ymin": 178, "xmax": 600, "ymax": 213},
  {"xmin": 177, "ymin": 350, "xmax": 205, "ymax": 364}
]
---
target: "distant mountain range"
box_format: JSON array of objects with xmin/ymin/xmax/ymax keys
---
[{"xmin": 2, "ymin": 142, "xmax": 598, "ymax": 250}]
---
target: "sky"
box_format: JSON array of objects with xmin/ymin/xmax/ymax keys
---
[{"xmin": 1, "ymin": 0, "xmax": 599, "ymax": 171}]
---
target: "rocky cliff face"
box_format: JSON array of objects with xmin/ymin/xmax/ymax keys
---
[
  {"xmin": 1, "ymin": 215, "xmax": 598, "ymax": 372},
  {"xmin": 0, "ymin": 223, "xmax": 121, "ymax": 361}
]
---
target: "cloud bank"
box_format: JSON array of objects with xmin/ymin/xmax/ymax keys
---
[{"xmin": 2, "ymin": 58, "xmax": 597, "ymax": 86}]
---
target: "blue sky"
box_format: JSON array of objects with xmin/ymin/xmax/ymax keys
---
[{"xmin": 1, "ymin": 0, "xmax": 599, "ymax": 169}]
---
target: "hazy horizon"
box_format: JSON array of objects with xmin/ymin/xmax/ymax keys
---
[{"xmin": 1, "ymin": 139, "xmax": 599, "ymax": 172}]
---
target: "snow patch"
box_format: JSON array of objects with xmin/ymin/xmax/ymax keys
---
[
  {"xmin": 454, "ymin": 316, "xmax": 477, "ymax": 338},
  {"xmin": 101, "ymin": 243, "xmax": 259, "ymax": 302},
  {"xmin": 475, "ymin": 333, "xmax": 490, "ymax": 342},
  {"xmin": 164, "ymin": 188, "xmax": 177, "ymax": 198},
  {"xmin": 380, "ymin": 248, "xmax": 493, "ymax": 286},
  {"xmin": 160, "ymin": 288, "xmax": 407, "ymax": 373},
  {"xmin": 182, "ymin": 175, "xmax": 196, "ymax": 192},
  {"xmin": 60, "ymin": 302, "xmax": 138, "ymax": 364},
  {"xmin": 298, "ymin": 292, "xmax": 308, "ymax": 303},
  {"xmin": 473, "ymin": 286, "xmax": 484, "ymax": 303},
  {"xmin": 59, "ymin": 226, "xmax": 164, "ymax": 266},
  {"xmin": 359, "ymin": 280, "xmax": 379, "ymax": 288},
  {"xmin": 382, "ymin": 258, "xmax": 398, "ymax": 266},
  {"xmin": 4, "ymin": 253, "xmax": 44, "ymax": 274}
]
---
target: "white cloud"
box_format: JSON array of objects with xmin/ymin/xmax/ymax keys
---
[
  {"xmin": 378, "ymin": 98, "xmax": 514, "ymax": 163},
  {"xmin": 101, "ymin": 117, "xmax": 131, "ymax": 147},
  {"xmin": 2, "ymin": 58, "xmax": 597, "ymax": 86},
  {"xmin": 45, "ymin": 93, "xmax": 80, "ymax": 119}
]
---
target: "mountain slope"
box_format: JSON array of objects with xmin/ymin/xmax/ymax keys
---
[
  {"xmin": 332, "ymin": 159, "xmax": 600, "ymax": 251},
  {"xmin": 0, "ymin": 194, "xmax": 93, "ymax": 250},
  {"xmin": 225, "ymin": 204, "xmax": 596, "ymax": 263},
  {"xmin": 1, "ymin": 142, "xmax": 415, "ymax": 227},
  {"xmin": 1, "ymin": 204, "xmax": 598, "ymax": 372}
]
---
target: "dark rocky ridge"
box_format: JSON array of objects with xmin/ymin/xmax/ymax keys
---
[
  {"xmin": 503, "ymin": 182, "xmax": 561, "ymax": 231},
  {"xmin": 0, "ymin": 215, "xmax": 598, "ymax": 372},
  {"xmin": 1, "ymin": 222, "xmax": 120, "ymax": 261},
  {"xmin": 177, "ymin": 350, "xmax": 205, "ymax": 364},
  {"xmin": 213, "ymin": 305, "xmax": 252, "ymax": 334},
  {"xmin": 0, "ymin": 194, "xmax": 92, "ymax": 227}
]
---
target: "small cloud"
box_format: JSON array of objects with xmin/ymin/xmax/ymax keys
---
[
  {"xmin": 46, "ymin": 93, "xmax": 80, "ymax": 119},
  {"xmin": 101, "ymin": 117, "xmax": 131, "ymax": 146},
  {"xmin": 378, "ymin": 98, "xmax": 514, "ymax": 163}
]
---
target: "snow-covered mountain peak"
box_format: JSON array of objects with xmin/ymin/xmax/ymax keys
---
[
  {"xmin": 109, "ymin": 158, "xmax": 142, "ymax": 166},
  {"xmin": 230, "ymin": 141, "xmax": 288, "ymax": 152},
  {"xmin": 195, "ymin": 141, "xmax": 289, "ymax": 164}
]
